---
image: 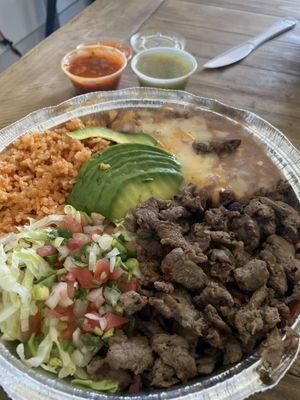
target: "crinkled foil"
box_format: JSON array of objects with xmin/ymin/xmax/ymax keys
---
[{"xmin": 0, "ymin": 87, "xmax": 299, "ymax": 400}]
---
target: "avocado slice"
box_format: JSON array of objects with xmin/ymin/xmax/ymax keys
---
[
  {"xmin": 72, "ymin": 144, "xmax": 178, "ymax": 188},
  {"xmin": 66, "ymin": 127, "xmax": 157, "ymax": 146},
  {"xmin": 67, "ymin": 143, "xmax": 185, "ymax": 220},
  {"xmin": 91, "ymin": 161, "xmax": 183, "ymax": 216},
  {"xmin": 69, "ymin": 158, "xmax": 180, "ymax": 215},
  {"xmin": 109, "ymin": 171, "xmax": 185, "ymax": 220},
  {"xmin": 68, "ymin": 144, "xmax": 181, "ymax": 211}
]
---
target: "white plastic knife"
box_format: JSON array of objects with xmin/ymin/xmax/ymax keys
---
[{"xmin": 203, "ymin": 17, "xmax": 297, "ymax": 69}]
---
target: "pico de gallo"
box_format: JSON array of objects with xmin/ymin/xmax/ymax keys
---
[{"xmin": 0, "ymin": 206, "xmax": 140, "ymax": 393}]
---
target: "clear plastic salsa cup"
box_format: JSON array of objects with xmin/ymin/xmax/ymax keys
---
[
  {"xmin": 131, "ymin": 47, "xmax": 198, "ymax": 90},
  {"xmin": 61, "ymin": 44, "xmax": 128, "ymax": 94}
]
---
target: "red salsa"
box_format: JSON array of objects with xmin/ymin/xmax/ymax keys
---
[{"xmin": 68, "ymin": 54, "xmax": 123, "ymax": 78}]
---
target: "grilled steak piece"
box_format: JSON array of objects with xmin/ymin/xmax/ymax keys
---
[
  {"xmin": 147, "ymin": 358, "xmax": 178, "ymax": 388},
  {"xmin": 259, "ymin": 197, "xmax": 300, "ymax": 243},
  {"xmin": 192, "ymin": 139, "xmax": 241, "ymax": 154},
  {"xmin": 106, "ymin": 333, "xmax": 153, "ymax": 375},
  {"xmin": 161, "ymin": 248, "xmax": 208, "ymax": 290},
  {"xmin": 151, "ymin": 333, "xmax": 197, "ymax": 381},
  {"xmin": 234, "ymin": 259, "xmax": 269, "ymax": 292},
  {"xmin": 149, "ymin": 289, "xmax": 209, "ymax": 336},
  {"xmin": 120, "ymin": 291, "xmax": 147, "ymax": 315},
  {"xmin": 194, "ymin": 282, "xmax": 234, "ymax": 308},
  {"xmin": 265, "ymin": 235, "xmax": 300, "ymax": 283},
  {"xmin": 223, "ymin": 339, "xmax": 243, "ymax": 365},
  {"xmin": 230, "ymin": 215, "xmax": 260, "ymax": 251}
]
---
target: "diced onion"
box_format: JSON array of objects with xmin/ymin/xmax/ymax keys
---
[
  {"xmin": 45, "ymin": 282, "xmax": 73, "ymax": 309},
  {"xmin": 85, "ymin": 313, "xmax": 100, "ymax": 321},
  {"xmin": 88, "ymin": 243, "xmax": 100, "ymax": 272},
  {"xmin": 103, "ymin": 287, "xmax": 120, "ymax": 306},
  {"xmin": 57, "ymin": 245, "xmax": 69, "ymax": 259},
  {"xmin": 99, "ymin": 317, "xmax": 107, "ymax": 331},
  {"xmin": 97, "ymin": 234, "xmax": 113, "ymax": 251},
  {"xmin": 74, "ymin": 299, "xmax": 87, "ymax": 318},
  {"xmin": 45, "ymin": 289, "xmax": 60, "ymax": 310},
  {"xmin": 86, "ymin": 288, "xmax": 105, "ymax": 308},
  {"xmin": 59, "ymin": 297, "xmax": 73, "ymax": 307},
  {"xmin": 72, "ymin": 328, "xmax": 83, "ymax": 349},
  {"xmin": 98, "ymin": 306, "xmax": 106, "ymax": 315},
  {"xmin": 109, "ymin": 256, "xmax": 116, "ymax": 273},
  {"xmin": 63, "ymin": 256, "xmax": 74, "ymax": 271},
  {"xmin": 105, "ymin": 247, "xmax": 120, "ymax": 258},
  {"xmin": 104, "ymin": 304, "xmax": 113, "ymax": 313},
  {"xmin": 73, "ymin": 233, "xmax": 90, "ymax": 243},
  {"xmin": 91, "ymin": 212, "xmax": 105, "ymax": 223}
]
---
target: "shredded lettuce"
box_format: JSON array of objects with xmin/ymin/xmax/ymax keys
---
[
  {"xmin": 71, "ymin": 379, "xmax": 118, "ymax": 393},
  {"xmin": 0, "ymin": 305, "xmax": 18, "ymax": 324},
  {"xmin": 0, "ymin": 292, "xmax": 21, "ymax": 340},
  {"xmin": 13, "ymin": 248, "xmax": 52, "ymax": 279},
  {"xmin": 16, "ymin": 326, "xmax": 76, "ymax": 378},
  {"xmin": 17, "ymin": 328, "xmax": 54, "ymax": 368},
  {"xmin": 23, "ymin": 215, "xmax": 65, "ymax": 231},
  {"xmin": 19, "ymin": 269, "xmax": 37, "ymax": 332},
  {"xmin": 0, "ymin": 244, "xmax": 29, "ymax": 302}
]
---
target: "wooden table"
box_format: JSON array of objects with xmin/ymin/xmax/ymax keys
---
[{"xmin": 0, "ymin": 0, "xmax": 299, "ymax": 399}]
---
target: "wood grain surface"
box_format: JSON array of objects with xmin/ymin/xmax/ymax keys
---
[{"xmin": 0, "ymin": 0, "xmax": 299, "ymax": 399}]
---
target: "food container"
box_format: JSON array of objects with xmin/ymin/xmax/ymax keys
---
[
  {"xmin": 130, "ymin": 30, "xmax": 186, "ymax": 53},
  {"xmin": 0, "ymin": 88, "xmax": 299, "ymax": 400},
  {"xmin": 131, "ymin": 47, "xmax": 198, "ymax": 89},
  {"xmin": 61, "ymin": 45, "xmax": 128, "ymax": 94}
]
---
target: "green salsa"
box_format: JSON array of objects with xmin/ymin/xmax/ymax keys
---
[{"xmin": 136, "ymin": 53, "xmax": 192, "ymax": 79}]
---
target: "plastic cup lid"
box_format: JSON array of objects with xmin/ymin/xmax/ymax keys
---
[{"xmin": 130, "ymin": 30, "xmax": 186, "ymax": 53}]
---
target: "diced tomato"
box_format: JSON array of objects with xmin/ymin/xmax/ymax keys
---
[
  {"xmin": 80, "ymin": 212, "xmax": 90, "ymax": 226},
  {"xmin": 64, "ymin": 215, "xmax": 83, "ymax": 233},
  {"xmin": 105, "ymin": 313, "xmax": 129, "ymax": 331},
  {"xmin": 36, "ymin": 245, "xmax": 56, "ymax": 257},
  {"xmin": 122, "ymin": 277, "xmax": 138, "ymax": 293},
  {"xmin": 60, "ymin": 320, "xmax": 77, "ymax": 339},
  {"xmin": 72, "ymin": 267, "xmax": 98, "ymax": 289},
  {"xmin": 109, "ymin": 266, "xmax": 124, "ymax": 281},
  {"xmin": 67, "ymin": 282, "xmax": 76, "ymax": 299},
  {"xmin": 20, "ymin": 312, "xmax": 42, "ymax": 342},
  {"xmin": 67, "ymin": 238, "xmax": 85, "ymax": 250},
  {"xmin": 288, "ymin": 302, "xmax": 300, "ymax": 324},
  {"xmin": 87, "ymin": 303, "xmax": 98, "ymax": 312},
  {"xmin": 94, "ymin": 259, "xmax": 110, "ymax": 284},
  {"xmin": 50, "ymin": 305, "xmax": 74, "ymax": 319}
]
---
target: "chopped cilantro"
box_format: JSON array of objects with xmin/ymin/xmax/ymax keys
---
[
  {"xmin": 75, "ymin": 287, "xmax": 88, "ymax": 302},
  {"xmin": 82, "ymin": 334, "xmax": 103, "ymax": 353},
  {"xmin": 57, "ymin": 227, "xmax": 73, "ymax": 239},
  {"xmin": 46, "ymin": 230, "xmax": 58, "ymax": 241}
]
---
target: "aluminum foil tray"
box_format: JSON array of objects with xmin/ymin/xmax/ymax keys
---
[{"xmin": 0, "ymin": 87, "xmax": 299, "ymax": 400}]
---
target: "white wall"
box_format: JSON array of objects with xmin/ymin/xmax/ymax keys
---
[{"xmin": 0, "ymin": 0, "xmax": 89, "ymax": 72}]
